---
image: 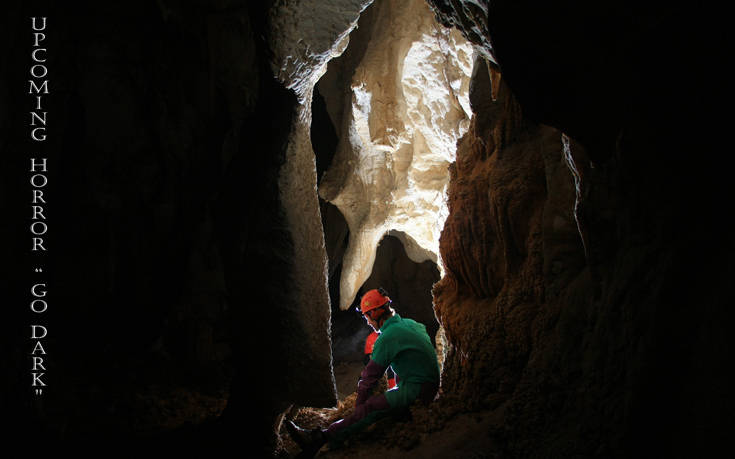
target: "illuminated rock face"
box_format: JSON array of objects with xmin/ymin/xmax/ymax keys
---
[
  {"xmin": 269, "ymin": 0, "xmax": 373, "ymax": 103},
  {"xmin": 318, "ymin": 0, "xmax": 474, "ymax": 309},
  {"xmin": 267, "ymin": 0, "xmax": 373, "ymax": 408}
]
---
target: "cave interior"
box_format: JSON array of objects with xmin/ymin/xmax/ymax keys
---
[{"xmin": 1, "ymin": 0, "xmax": 732, "ymax": 458}]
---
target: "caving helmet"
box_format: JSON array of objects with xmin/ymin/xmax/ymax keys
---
[{"xmin": 358, "ymin": 288, "xmax": 391, "ymax": 321}]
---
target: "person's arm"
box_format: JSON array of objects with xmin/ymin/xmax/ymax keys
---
[{"xmin": 355, "ymin": 359, "xmax": 386, "ymax": 406}]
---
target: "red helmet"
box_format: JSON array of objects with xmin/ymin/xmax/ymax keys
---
[{"xmin": 359, "ymin": 288, "xmax": 391, "ymax": 316}]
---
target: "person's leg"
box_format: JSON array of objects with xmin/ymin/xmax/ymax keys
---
[
  {"xmin": 383, "ymin": 381, "xmax": 421, "ymax": 409},
  {"xmin": 285, "ymin": 392, "xmax": 395, "ymax": 454},
  {"xmin": 325, "ymin": 382, "xmax": 427, "ymax": 446},
  {"xmin": 325, "ymin": 392, "xmax": 391, "ymax": 445}
]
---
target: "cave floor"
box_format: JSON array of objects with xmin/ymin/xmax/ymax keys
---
[
  {"xmin": 319, "ymin": 410, "xmax": 499, "ymax": 459},
  {"xmin": 279, "ymin": 360, "xmax": 501, "ymax": 458},
  {"xmin": 279, "ymin": 399, "xmax": 500, "ymax": 459}
]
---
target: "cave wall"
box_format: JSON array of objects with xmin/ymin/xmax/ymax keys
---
[
  {"xmin": 428, "ymin": 1, "xmax": 733, "ymax": 457},
  {"xmin": 434, "ymin": 64, "xmax": 557, "ymax": 404},
  {"xmin": 1, "ymin": 0, "xmax": 336, "ymax": 455}
]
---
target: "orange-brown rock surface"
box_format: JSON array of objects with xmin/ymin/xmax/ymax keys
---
[
  {"xmin": 434, "ymin": 65, "xmax": 567, "ymax": 407},
  {"xmin": 425, "ymin": 1, "xmax": 734, "ymax": 457}
]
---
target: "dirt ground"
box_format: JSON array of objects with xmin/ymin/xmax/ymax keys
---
[{"xmin": 277, "ymin": 362, "xmax": 501, "ymax": 458}]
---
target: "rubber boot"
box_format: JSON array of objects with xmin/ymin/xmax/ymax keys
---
[{"xmin": 284, "ymin": 420, "xmax": 327, "ymax": 458}]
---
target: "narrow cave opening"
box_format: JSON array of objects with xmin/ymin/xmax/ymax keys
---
[{"xmin": 307, "ymin": 0, "xmax": 472, "ymax": 405}]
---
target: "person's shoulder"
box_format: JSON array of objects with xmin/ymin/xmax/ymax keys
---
[
  {"xmin": 378, "ymin": 317, "xmax": 401, "ymax": 338},
  {"xmin": 373, "ymin": 327, "xmax": 396, "ymax": 356},
  {"xmin": 401, "ymin": 317, "xmax": 428, "ymax": 335},
  {"xmin": 397, "ymin": 316, "xmax": 422, "ymax": 327}
]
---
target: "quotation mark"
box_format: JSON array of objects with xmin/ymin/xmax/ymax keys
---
[
  {"xmin": 35, "ymin": 388, "xmax": 43, "ymax": 395},
  {"xmin": 35, "ymin": 268, "xmax": 43, "ymax": 273}
]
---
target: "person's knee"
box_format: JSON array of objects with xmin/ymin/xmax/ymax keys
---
[{"xmin": 364, "ymin": 393, "xmax": 391, "ymax": 412}]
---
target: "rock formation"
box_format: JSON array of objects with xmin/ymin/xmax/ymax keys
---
[
  {"xmin": 266, "ymin": 0, "xmax": 377, "ymax": 412},
  {"xmin": 425, "ymin": 1, "xmax": 733, "ymax": 457},
  {"xmin": 317, "ymin": 0, "xmax": 474, "ymax": 310}
]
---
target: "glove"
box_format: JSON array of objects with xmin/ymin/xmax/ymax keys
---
[{"xmin": 355, "ymin": 359, "xmax": 386, "ymax": 406}]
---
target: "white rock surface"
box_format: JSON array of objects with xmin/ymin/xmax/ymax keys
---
[
  {"xmin": 267, "ymin": 0, "xmax": 373, "ymax": 407},
  {"xmin": 318, "ymin": 0, "xmax": 475, "ymax": 309},
  {"xmin": 270, "ymin": 0, "xmax": 374, "ymax": 102}
]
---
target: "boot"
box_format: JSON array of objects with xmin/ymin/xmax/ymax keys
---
[{"xmin": 284, "ymin": 419, "xmax": 327, "ymax": 457}]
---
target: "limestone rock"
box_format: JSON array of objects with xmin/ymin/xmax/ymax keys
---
[
  {"xmin": 318, "ymin": 0, "xmax": 475, "ymax": 309},
  {"xmin": 265, "ymin": 0, "xmax": 379, "ymax": 410},
  {"xmin": 269, "ymin": 0, "xmax": 374, "ymax": 101}
]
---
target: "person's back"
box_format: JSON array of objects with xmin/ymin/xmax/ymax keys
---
[{"xmin": 371, "ymin": 314, "xmax": 439, "ymax": 386}]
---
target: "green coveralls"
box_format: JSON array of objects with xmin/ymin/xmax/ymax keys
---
[
  {"xmin": 371, "ymin": 314, "xmax": 440, "ymax": 408},
  {"xmin": 330, "ymin": 314, "xmax": 439, "ymax": 444}
]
